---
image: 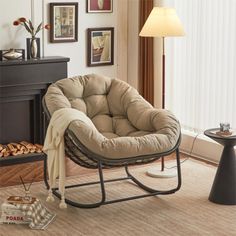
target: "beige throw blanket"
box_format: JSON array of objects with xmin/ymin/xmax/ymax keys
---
[{"xmin": 43, "ymin": 108, "xmax": 89, "ymax": 208}]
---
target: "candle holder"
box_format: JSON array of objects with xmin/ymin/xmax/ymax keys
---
[{"xmin": 220, "ymin": 122, "xmax": 230, "ymax": 132}]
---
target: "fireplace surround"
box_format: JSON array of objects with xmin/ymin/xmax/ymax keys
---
[{"xmin": 0, "ymin": 56, "xmax": 69, "ymax": 166}]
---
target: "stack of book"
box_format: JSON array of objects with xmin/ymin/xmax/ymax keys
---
[
  {"xmin": 210, "ymin": 129, "xmax": 236, "ymax": 137},
  {"xmin": 0, "ymin": 196, "xmax": 36, "ymax": 224}
]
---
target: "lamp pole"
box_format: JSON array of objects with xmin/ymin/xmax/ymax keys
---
[
  {"xmin": 162, "ymin": 37, "xmax": 165, "ymax": 109},
  {"xmin": 161, "ymin": 36, "xmax": 165, "ymax": 171}
]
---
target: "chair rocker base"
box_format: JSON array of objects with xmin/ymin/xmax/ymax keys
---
[{"xmin": 44, "ymin": 149, "xmax": 181, "ymax": 208}]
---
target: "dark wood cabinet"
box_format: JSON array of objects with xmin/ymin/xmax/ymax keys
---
[{"xmin": 0, "ymin": 56, "xmax": 70, "ymax": 166}]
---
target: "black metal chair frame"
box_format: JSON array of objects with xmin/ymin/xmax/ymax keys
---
[{"xmin": 42, "ymin": 98, "xmax": 182, "ymax": 208}]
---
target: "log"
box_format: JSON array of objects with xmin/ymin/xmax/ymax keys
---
[{"xmin": 0, "ymin": 141, "xmax": 43, "ymax": 157}]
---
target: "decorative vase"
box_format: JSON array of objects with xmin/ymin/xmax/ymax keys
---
[
  {"xmin": 97, "ymin": 0, "xmax": 104, "ymax": 9},
  {"xmin": 30, "ymin": 37, "xmax": 38, "ymax": 59},
  {"xmin": 2, "ymin": 49, "xmax": 23, "ymax": 60},
  {"xmin": 26, "ymin": 38, "xmax": 40, "ymax": 59}
]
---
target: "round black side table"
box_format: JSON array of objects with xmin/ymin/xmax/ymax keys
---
[{"xmin": 204, "ymin": 128, "xmax": 236, "ymax": 205}]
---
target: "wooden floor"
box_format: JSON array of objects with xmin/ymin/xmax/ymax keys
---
[
  {"xmin": 0, "ymin": 153, "xmax": 213, "ymax": 187},
  {"xmin": 0, "ymin": 157, "xmax": 97, "ymax": 187},
  {"xmin": 1, "ymin": 159, "xmax": 233, "ymax": 236}
]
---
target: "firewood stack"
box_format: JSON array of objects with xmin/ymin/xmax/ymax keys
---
[{"xmin": 0, "ymin": 142, "xmax": 43, "ymax": 158}]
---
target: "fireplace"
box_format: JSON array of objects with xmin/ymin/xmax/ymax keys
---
[
  {"xmin": 1, "ymin": 96, "xmax": 42, "ymax": 144},
  {"xmin": 0, "ymin": 56, "xmax": 69, "ymax": 166}
]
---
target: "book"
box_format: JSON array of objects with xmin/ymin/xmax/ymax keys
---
[
  {"xmin": 7, "ymin": 196, "xmax": 36, "ymax": 205},
  {"xmin": 210, "ymin": 129, "xmax": 236, "ymax": 137},
  {"xmin": 0, "ymin": 202, "xmax": 30, "ymax": 224}
]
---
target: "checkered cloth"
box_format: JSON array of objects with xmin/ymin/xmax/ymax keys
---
[{"xmin": 15, "ymin": 199, "xmax": 56, "ymax": 230}]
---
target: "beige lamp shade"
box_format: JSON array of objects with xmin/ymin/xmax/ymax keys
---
[{"xmin": 140, "ymin": 7, "xmax": 185, "ymax": 37}]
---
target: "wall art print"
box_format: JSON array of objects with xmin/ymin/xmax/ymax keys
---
[
  {"xmin": 87, "ymin": 27, "xmax": 114, "ymax": 67},
  {"xmin": 50, "ymin": 2, "xmax": 78, "ymax": 43},
  {"xmin": 87, "ymin": 0, "xmax": 113, "ymax": 13}
]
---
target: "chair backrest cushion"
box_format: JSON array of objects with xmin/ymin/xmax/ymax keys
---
[{"xmin": 46, "ymin": 74, "xmax": 152, "ymax": 135}]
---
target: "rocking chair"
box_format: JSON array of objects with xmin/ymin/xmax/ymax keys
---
[{"xmin": 43, "ymin": 74, "xmax": 181, "ymax": 208}]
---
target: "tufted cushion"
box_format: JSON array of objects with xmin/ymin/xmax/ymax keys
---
[{"xmin": 44, "ymin": 74, "xmax": 180, "ymax": 159}]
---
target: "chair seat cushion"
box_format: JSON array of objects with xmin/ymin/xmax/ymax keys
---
[{"xmin": 67, "ymin": 111, "xmax": 179, "ymax": 160}]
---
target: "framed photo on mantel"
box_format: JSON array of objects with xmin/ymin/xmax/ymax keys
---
[
  {"xmin": 87, "ymin": 27, "xmax": 114, "ymax": 67},
  {"xmin": 50, "ymin": 2, "xmax": 78, "ymax": 43}
]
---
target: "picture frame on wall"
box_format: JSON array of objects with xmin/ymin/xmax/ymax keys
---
[
  {"xmin": 87, "ymin": 0, "xmax": 113, "ymax": 13},
  {"xmin": 50, "ymin": 2, "xmax": 78, "ymax": 43},
  {"xmin": 87, "ymin": 27, "xmax": 114, "ymax": 67}
]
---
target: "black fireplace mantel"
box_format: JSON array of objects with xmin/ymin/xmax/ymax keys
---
[{"xmin": 0, "ymin": 56, "xmax": 70, "ymax": 166}]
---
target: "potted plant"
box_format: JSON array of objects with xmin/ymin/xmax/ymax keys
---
[{"xmin": 13, "ymin": 17, "xmax": 50, "ymax": 58}]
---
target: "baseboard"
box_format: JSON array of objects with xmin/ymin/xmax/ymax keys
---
[{"xmin": 180, "ymin": 130, "xmax": 223, "ymax": 163}]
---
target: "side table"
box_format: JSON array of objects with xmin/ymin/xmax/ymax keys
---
[{"xmin": 204, "ymin": 128, "xmax": 236, "ymax": 205}]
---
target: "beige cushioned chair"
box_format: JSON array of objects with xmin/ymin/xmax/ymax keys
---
[{"xmin": 43, "ymin": 74, "xmax": 181, "ymax": 208}]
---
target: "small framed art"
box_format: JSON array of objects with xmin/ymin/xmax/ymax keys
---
[
  {"xmin": 87, "ymin": 0, "xmax": 113, "ymax": 13},
  {"xmin": 50, "ymin": 2, "xmax": 78, "ymax": 43},
  {"xmin": 87, "ymin": 27, "xmax": 114, "ymax": 67}
]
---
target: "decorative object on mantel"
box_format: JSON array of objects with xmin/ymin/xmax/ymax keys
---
[
  {"xmin": 26, "ymin": 37, "xmax": 40, "ymax": 59},
  {"xmin": 87, "ymin": 0, "xmax": 113, "ymax": 13},
  {"xmin": 50, "ymin": 3, "xmax": 78, "ymax": 43},
  {"xmin": 0, "ymin": 49, "xmax": 25, "ymax": 61},
  {"xmin": 13, "ymin": 17, "xmax": 50, "ymax": 59}
]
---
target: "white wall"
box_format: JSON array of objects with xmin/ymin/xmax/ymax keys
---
[
  {"xmin": 0, "ymin": 0, "xmax": 32, "ymax": 50},
  {"xmin": 181, "ymin": 131, "xmax": 222, "ymax": 164},
  {"xmin": 117, "ymin": 0, "xmax": 128, "ymax": 82},
  {"xmin": 0, "ymin": 0, "xmax": 127, "ymax": 80}
]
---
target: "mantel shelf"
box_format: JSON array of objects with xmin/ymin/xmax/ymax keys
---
[{"xmin": 0, "ymin": 56, "xmax": 70, "ymax": 66}]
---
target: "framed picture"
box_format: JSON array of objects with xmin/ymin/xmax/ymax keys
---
[
  {"xmin": 87, "ymin": 27, "xmax": 114, "ymax": 67},
  {"xmin": 87, "ymin": 0, "xmax": 113, "ymax": 13},
  {"xmin": 50, "ymin": 2, "xmax": 78, "ymax": 43}
]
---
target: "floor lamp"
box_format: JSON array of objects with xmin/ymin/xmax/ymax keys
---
[{"xmin": 140, "ymin": 7, "xmax": 185, "ymax": 178}]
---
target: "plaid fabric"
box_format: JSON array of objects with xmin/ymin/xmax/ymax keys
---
[{"xmin": 15, "ymin": 199, "xmax": 55, "ymax": 230}]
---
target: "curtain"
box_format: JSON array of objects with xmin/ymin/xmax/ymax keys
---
[
  {"xmin": 139, "ymin": 0, "xmax": 154, "ymax": 105},
  {"xmin": 166, "ymin": 0, "xmax": 236, "ymax": 132}
]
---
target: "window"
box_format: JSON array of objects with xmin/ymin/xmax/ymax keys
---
[{"xmin": 166, "ymin": 0, "xmax": 236, "ymax": 132}]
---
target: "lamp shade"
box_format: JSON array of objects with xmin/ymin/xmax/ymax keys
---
[{"xmin": 139, "ymin": 7, "xmax": 185, "ymax": 37}]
